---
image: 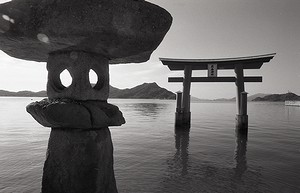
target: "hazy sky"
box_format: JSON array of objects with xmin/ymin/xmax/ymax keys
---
[{"xmin": 0, "ymin": 0, "xmax": 299, "ymax": 99}]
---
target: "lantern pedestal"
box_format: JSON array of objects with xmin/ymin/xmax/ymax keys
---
[{"xmin": 42, "ymin": 128, "xmax": 117, "ymax": 193}]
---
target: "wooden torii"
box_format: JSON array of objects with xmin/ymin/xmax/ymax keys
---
[{"xmin": 160, "ymin": 53, "xmax": 275, "ymax": 130}]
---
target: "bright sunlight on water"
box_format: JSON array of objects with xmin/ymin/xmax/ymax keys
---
[{"xmin": 0, "ymin": 97, "xmax": 300, "ymax": 193}]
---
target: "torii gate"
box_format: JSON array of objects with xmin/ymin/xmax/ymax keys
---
[{"xmin": 160, "ymin": 53, "xmax": 275, "ymax": 130}]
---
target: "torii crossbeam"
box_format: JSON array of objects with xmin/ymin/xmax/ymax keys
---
[{"xmin": 160, "ymin": 53, "xmax": 275, "ymax": 130}]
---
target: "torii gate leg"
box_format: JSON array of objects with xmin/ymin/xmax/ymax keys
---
[
  {"xmin": 179, "ymin": 65, "xmax": 192, "ymax": 128},
  {"xmin": 235, "ymin": 65, "xmax": 248, "ymax": 130}
]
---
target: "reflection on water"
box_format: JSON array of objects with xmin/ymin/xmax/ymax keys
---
[
  {"xmin": 158, "ymin": 126, "xmax": 268, "ymax": 193},
  {"xmin": 127, "ymin": 102, "xmax": 169, "ymax": 118},
  {"xmin": 234, "ymin": 129, "xmax": 248, "ymax": 181},
  {"xmin": 174, "ymin": 127, "xmax": 190, "ymax": 176},
  {"xmin": 173, "ymin": 126, "xmax": 250, "ymax": 181},
  {"xmin": 1, "ymin": 99, "xmax": 300, "ymax": 192}
]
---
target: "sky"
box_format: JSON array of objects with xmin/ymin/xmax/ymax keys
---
[{"xmin": 0, "ymin": 0, "xmax": 300, "ymax": 99}]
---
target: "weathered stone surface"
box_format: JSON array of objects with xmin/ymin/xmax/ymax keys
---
[
  {"xmin": 47, "ymin": 51, "xmax": 109, "ymax": 100},
  {"xmin": 0, "ymin": 0, "xmax": 172, "ymax": 64},
  {"xmin": 26, "ymin": 98, "xmax": 125, "ymax": 129},
  {"xmin": 43, "ymin": 128, "xmax": 118, "ymax": 193}
]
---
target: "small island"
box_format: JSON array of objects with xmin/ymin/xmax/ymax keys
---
[{"xmin": 252, "ymin": 92, "xmax": 300, "ymax": 102}]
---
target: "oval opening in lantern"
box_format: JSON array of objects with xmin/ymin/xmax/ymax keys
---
[
  {"xmin": 60, "ymin": 69, "xmax": 72, "ymax": 88},
  {"xmin": 89, "ymin": 69, "xmax": 98, "ymax": 87},
  {"xmin": 2, "ymin": 14, "xmax": 10, "ymax": 21}
]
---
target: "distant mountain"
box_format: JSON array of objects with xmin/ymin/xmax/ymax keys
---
[
  {"xmin": 0, "ymin": 82, "xmax": 176, "ymax": 100},
  {"xmin": 213, "ymin": 93, "xmax": 270, "ymax": 102},
  {"xmin": 109, "ymin": 82, "xmax": 175, "ymax": 99},
  {"xmin": 190, "ymin": 96, "xmax": 210, "ymax": 102},
  {"xmin": 0, "ymin": 90, "xmax": 46, "ymax": 97},
  {"xmin": 252, "ymin": 92, "xmax": 300, "ymax": 101},
  {"xmin": 248, "ymin": 93, "xmax": 270, "ymax": 101},
  {"xmin": 213, "ymin": 97, "xmax": 235, "ymax": 102}
]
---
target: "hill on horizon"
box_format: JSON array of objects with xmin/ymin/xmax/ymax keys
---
[
  {"xmin": 213, "ymin": 93, "xmax": 270, "ymax": 102},
  {"xmin": 0, "ymin": 90, "xmax": 47, "ymax": 97},
  {"xmin": 0, "ymin": 82, "xmax": 176, "ymax": 100},
  {"xmin": 109, "ymin": 82, "xmax": 175, "ymax": 99},
  {"xmin": 252, "ymin": 92, "xmax": 300, "ymax": 101}
]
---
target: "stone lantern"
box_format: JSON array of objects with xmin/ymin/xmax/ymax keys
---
[{"xmin": 0, "ymin": 0, "xmax": 172, "ymax": 192}]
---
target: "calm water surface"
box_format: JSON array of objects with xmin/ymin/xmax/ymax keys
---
[{"xmin": 0, "ymin": 97, "xmax": 299, "ymax": 193}]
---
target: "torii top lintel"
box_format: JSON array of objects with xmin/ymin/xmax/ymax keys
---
[{"xmin": 160, "ymin": 53, "xmax": 275, "ymax": 71}]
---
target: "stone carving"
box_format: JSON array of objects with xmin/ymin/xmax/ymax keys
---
[
  {"xmin": 0, "ymin": 0, "xmax": 172, "ymax": 192},
  {"xmin": 47, "ymin": 51, "xmax": 109, "ymax": 101},
  {"xmin": 0, "ymin": 0, "xmax": 172, "ymax": 64},
  {"xmin": 27, "ymin": 98, "xmax": 125, "ymax": 129},
  {"xmin": 42, "ymin": 128, "xmax": 118, "ymax": 193}
]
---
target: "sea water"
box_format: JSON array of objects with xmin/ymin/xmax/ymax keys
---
[{"xmin": 0, "ymin": 97, "xmax": 299, "ymax": 193}]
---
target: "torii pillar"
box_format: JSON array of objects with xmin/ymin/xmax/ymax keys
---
[
  {"xmin": 235, "ymin": 65, "xmax": 248, "ymax": 129},
  {"xmin": 181, "ymin": 65, "xmax": 192, "ymax": 126}
]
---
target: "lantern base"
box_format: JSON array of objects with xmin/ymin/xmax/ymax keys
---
[{"xmin": 26, "ymin": 98, "xmax": 125, "ymax": 129}]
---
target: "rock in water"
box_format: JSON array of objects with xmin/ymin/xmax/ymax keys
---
[{"xmin": 0, "ymin": 0, "xmax": 172, "ymax": 64}]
